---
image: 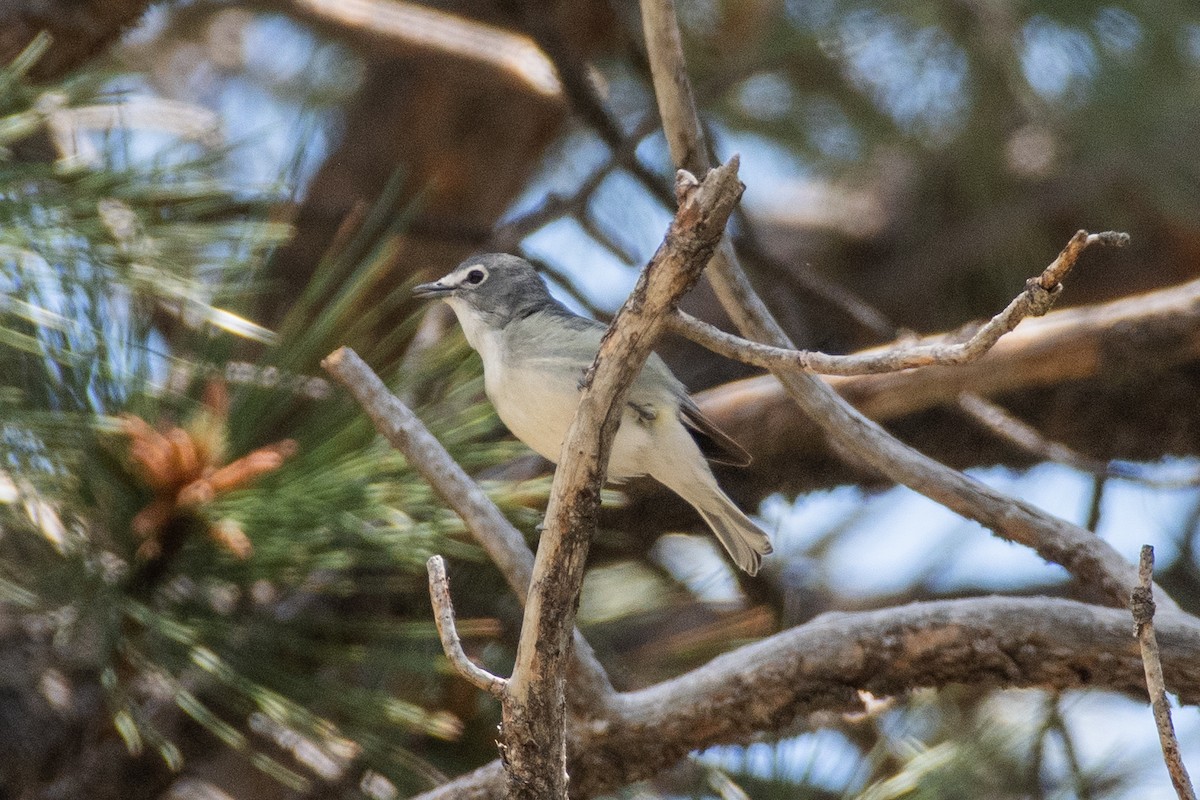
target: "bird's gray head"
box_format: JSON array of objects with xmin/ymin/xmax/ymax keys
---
[{"xmin": 413, "ymin": 253, "xmax": 567, "ymax": 328}]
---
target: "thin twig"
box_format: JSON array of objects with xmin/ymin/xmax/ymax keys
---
[
  {"xmin": 426, "ymin": 555, "xmax": 508, "ymax": 697},
  {"xmin": 1133, "ymin": 545, "xmax": 1198, "ymax": 800},
  {"xmin": 666, "ymin": 231, "xmax": 1127, "ymax": 377}
]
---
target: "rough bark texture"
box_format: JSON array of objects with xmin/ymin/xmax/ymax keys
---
[
  {"xmin": 414, "ymin": 596, "xmax": 1200, "ymax": 800},
  {"xmin": 502, "ymin": 161, "xmax": 744, "ymax": 799}
]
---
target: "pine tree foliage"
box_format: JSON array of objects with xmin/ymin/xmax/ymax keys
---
[{"xmin": 0, "ymin": 37, "xmax": 542, "ymax": 798}]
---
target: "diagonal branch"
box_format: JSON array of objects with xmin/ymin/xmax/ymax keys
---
[
  {"xmin": 667, "ymin": 231, "xmax": 1127, "ymax": 376},
  {"xmin": 638, "ymin": 0, "xmax": 1182, "ymax": 615},
  {"xmin": 501, "ymin": 160, "xmax": 745, "ymax": 799}
]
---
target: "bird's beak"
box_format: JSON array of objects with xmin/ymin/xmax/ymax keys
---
[{"xmin": 413, "ymin": 280, "xmax": 453, "ymax": 299}]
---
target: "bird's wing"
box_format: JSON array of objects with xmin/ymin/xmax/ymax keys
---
[{"xmin": 679, "ymin": 396, "xmax": 752, "ymax": 467}]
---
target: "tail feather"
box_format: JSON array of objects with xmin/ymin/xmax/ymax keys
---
[{"xmin": 692, "ymin": 489, "xmax": 773, "ymax": 576}]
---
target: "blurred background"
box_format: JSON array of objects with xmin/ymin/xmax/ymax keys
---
[{"xmin": 2, "ymin": 0, "xmax": 1199, "ymax": 797}]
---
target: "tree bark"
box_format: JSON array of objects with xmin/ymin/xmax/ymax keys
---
[{"xmin": 414, "ymin": 596, "xmax": 1200, "ymax": 800}]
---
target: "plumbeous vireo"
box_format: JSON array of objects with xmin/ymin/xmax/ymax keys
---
[{"xmin": 414, "ymin": 253, "xmax": 773, "ymax": 575}]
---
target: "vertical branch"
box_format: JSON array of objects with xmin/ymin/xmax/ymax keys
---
[
  {"xmin": 1133, "ymin": 546, "xmax": 1197, "ymax": 800},
  {"xmin": 500, "ymin": 162, "xmax": 744, "ymax": 799}
]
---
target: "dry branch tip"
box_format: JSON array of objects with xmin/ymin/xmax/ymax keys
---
[{"xmin": 427, "ymin": 555, "xmax": 508, "ymax": 698}]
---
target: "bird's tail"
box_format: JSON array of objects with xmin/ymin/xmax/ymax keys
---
[{"xmin": 688, "ymin": 486, "xmax": 773, "ymax": 576}]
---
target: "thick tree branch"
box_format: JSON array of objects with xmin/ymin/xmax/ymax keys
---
[
  {"xmin": 1134, "ymin": 546, "xmax": 1198, "ymax": 800},
  {"xmin": 502, "ymin": 160, "xmax": 744, "ymax": 799},
  {"xmin": 638, "ymin": 0, "xmax": 1180, "ymax": 614},
  {"xmin": 667, "ymin": 231, "xmax": 1127, "ymax": 377},
  {"xmin": 427, "ymin": 555, "xmax": 508, "ymax": 697},
  {"xmin": 414, "ymin": 596, "xmax": 1200, "ymax": 800},
  {"xmin": 320, "ymin": 347, "xmax": 613, "ymax": 704}
]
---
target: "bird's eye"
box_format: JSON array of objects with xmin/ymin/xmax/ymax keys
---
[{"xmin": 465, "ymin": 269, "xmax": 486, "ymax": 285}]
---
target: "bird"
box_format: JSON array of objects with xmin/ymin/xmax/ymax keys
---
[{"xmin": 414, "ymin": 253, "xmax": 772, "ymax": 575}]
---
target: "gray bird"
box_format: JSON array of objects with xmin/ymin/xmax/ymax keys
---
[{"xmin": 414, "ymin": 253, "xmax": 772, "ymax": 574}]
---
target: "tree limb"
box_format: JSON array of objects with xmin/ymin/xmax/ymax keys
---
[
  {"xmin": 413, "ymin": 595, "xmax": 1200, "ymax": 800},
  {"xmin": 688, "ymin": 275, "xmax": 1200, "ymax": 486},
  {"xmin": 501, "ymin": 159, "xmax": 744, "ymax": 799},
  {"xmin": 667, "ymin": 230, "xmax": 1127, "ymax": 377}
]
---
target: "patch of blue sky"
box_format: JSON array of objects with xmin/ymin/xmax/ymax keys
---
[
  {"xmin": 712, "ymin": 127, "xmax": 815, "ymax": 210},
  {"xmin": 1020, "ymin": 15, "xmax": 1099, "ymax": 104},
  {"xmin": 1054, "ymin": 691, "xmax": 1199, "ymax": 800},
  {"xmin": 1091, "ymin": 468, "xmax": 1199, "ymax": 565},
  {"xmin": 523, "ymin": 217, "xmax": 637, "ymax": 313},
  {"xmin": 1093, "ymin": 6, "xmax": 1143, "ymax": 56},
  {"xmin": 241, "ymin": 13, "xmax": 323, "ymax": 86},
  {"xmin": 760, "ymin": 485, "xmax": 868, "ymax": 553},
  {"xmin": 1184, "ymin": 24, "xmax": 1200, "ymax": 64},
  {"xmin": 761, "ymin": 461, "xmax": 1200, "ymax": 597},
  {"xmin": 735, "ymin": 72, "xmax": 795, "ymax": 123},
  {"xmin": 835, "ymin": 10, "xmax": 969, "ymax": 140},
  {"xmin": 217, "ymin": 81, "xmax": 333, "ymax": 191},
  {"xmin": 652, "ymin": 534, "xmax": 742, "ymax": 604},
  {"xmin": 696, "ymin": 728, "xmax": 863, "ymax": 792},
  {"xmin": 497, "ymin": 130, "xmax": 611, "ymax": 223},
  {"xmin": 588, "ymin": 171, "xmax": 673, "ymax": 258}
]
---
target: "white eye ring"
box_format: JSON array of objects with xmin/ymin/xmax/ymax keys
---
[{"xmin": 463, "ymin": 267, "xmax": 487, "ymax": 285}]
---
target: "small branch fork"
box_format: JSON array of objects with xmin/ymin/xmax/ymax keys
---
[
  {"xmin": 667, "ymin": 230, "xmax": 1128, "ymax": 377},
  {"xmin": 320, "ymin": 347, "xmax": 612, "ymax": 704},
  {"xmin": 1133, "ymin": 546, "xmax": 1197, "ymax": 800}
]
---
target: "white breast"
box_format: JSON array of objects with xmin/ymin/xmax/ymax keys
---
[{"xmin": 447, "ymin": 301, "xmax": 657, "ymax": 479}]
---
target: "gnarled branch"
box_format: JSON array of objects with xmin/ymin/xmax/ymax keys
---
[
  {"xmin": 502, "ymin": 159, "xmax": 744, "ymax": 799},
  {"xmin": 413, "ymin": 595, "xmax": 1200, "ymax": 800}
]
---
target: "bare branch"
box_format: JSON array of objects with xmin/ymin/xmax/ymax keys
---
[
  {"xmin": 319, "ymin": 347, "xmax": 613, "ymax": 703},
  {"xmin": 501, "ymin": 159, "xmax": 745, "ymax": 799},
  {"xmin": 414, "ymin": 595, "xmax": 1200, "ymax": 800},
  {"xmin": 1134, "ymin": 546, "xmax": 1198, "ymax": 800},
  {"xmin": 668, "ymin": 231, "xmax": 1127, "ymax": 377},
  {"xmin": 426, "ymin": 556, "xmax": 507, "ymax": 697},
  {"xmin": 638, "ymin": 0, "xmax": 1178, "ymax": 614}
]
